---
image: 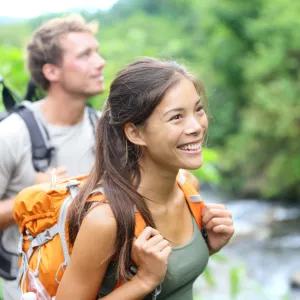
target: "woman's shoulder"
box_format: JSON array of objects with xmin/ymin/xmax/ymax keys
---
[{"xmin": 80, "ymin": 202, "xmax": 117, "ymax": 241}]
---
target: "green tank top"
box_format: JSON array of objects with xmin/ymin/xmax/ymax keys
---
[{"xmin": 99, "ymin": 217, "xmax": 209, "ymax": 299}]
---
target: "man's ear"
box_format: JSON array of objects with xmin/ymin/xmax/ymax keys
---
[
  {"xmin": 42, "ymin": 63, "xmax": 60, "ymax": 83},
  {"xmin": 124, "ymin": 123, "xmax": 146, "ymax": 147}
]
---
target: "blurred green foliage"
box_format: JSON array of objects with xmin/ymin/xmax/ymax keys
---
[
  {"xmin": 0, "ymin": 0, "xmax": 299, "ymax": 201},
  {"xmin": 191, "ymin": 149, "xmax": 221, "ymax": 184},
  {"xmin": 0, "ymin": 46, "xmax": 28, "ymax": 110}
]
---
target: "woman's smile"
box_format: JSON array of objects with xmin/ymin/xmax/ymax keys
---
[{"xmin": 177, "ymin": 140, "xmax": 202, "ymax": 154}]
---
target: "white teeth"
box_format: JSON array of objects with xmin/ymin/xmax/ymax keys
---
[{"xmin": 179, "ymin": 143, "xmax": 201, "ymax": 151}]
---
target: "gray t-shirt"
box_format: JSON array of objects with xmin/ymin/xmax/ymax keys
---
[{"xmin": 0, "ymin": 100, "xmax": 97, "ymax": 254}]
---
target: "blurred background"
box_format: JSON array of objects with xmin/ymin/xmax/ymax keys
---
[{"xmin": 0, "ymin": 0, "xmax": 299, "ymax": 299}]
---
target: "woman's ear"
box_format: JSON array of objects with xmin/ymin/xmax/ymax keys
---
[{"xmin": 124, "ymin": 123, "xmax": 146, "ymax": 147}]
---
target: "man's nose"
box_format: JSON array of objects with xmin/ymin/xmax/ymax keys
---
[{"xmin": 94, "ymin": 53, "xmax": 106, "ymax": 69}]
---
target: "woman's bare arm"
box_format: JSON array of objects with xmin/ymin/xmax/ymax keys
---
[
  {"xmin": 56, "ymin": 204, "xmax": 152, "ymax": 300},
  {"xmin": 56, "ymin": 204, "xmax": 157, "ymax": 300}
]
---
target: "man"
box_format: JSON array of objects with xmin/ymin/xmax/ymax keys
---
[{"xmin": 0, "ymin": 14, "xmax": 106, "ymax": 300}]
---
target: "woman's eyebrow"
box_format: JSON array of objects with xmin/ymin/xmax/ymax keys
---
[
  {"xmin": 163, "ymin": 98, "xmax": 201, "ymax": 117},
  {"xmin": 163, "ymin": 107, "xmax": 185, "ymax": 117}
]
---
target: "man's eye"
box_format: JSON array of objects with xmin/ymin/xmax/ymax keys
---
[{"xmin": 81, "ymin": 51, "xmax": 91, "ymax": 58}]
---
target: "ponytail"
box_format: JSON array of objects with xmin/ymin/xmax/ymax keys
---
[{"xmin": 68, "ymin": 101, "xmax": 155, "ymax": 280}]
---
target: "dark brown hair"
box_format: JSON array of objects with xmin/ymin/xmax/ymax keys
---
[{"xmin": 68, "ymin": 57, "xmax": 207, "ymax": 280}]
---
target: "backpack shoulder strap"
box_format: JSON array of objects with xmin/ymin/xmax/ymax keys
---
[
  {"xmin": 24, "ymin": 80, "xmax": 39, "ymax": 102},
  {"xmin": 134, "ymin": 206, "xmax": 147, "ymax": 237},
  {"xmin": 176, "ymin": 173, "xmax": 204, "ymax": 229},
  {"xmin": 86, "ymin": 194, "xmax": 106, "ymax": 203},
  {"xmin": 134, "ymin": 173, "xmax": 205, "ymax": 237},
  {"xmin": 16, "ymin": 103, "xmax": 54, "ymax": 172}
]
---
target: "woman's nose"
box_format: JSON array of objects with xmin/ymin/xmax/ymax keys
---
[{"xmin": 185, "ymin": 117, "xmax": 202, "ymax": 136}]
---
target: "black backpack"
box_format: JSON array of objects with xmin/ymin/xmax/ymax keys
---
[
  {"xmin": 0, "ymin": 76, "xmax": 99, "ymax": 280},
  {"xmin": 0, "ymin": 76, "xmax": 99, "ymax": 171}
]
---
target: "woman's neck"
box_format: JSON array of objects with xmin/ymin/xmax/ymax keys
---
[{"xmin": 138, "ymin": 164, "xmax": 180, "ymax": 207}]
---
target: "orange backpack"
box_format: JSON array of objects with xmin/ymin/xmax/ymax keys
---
[{"xmin": 14, "ymin": 172, "xmax": 205, "ymax": 298}]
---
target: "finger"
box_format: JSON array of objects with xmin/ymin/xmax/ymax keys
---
[
  {"xmin": 202, "ymin": 209, "xmax": 232, "ymax": 225},
  {"xmin": 201, "ymin": 203, "xmax": 227, "ymax": 216},
  {"xmin": 205, "ymin": 217, "xmax": 233, "ymax": 231},
  {"xmin": 144, "ymin": 234, "xmax": 164, "ymax": 248},
  {"xmin": 212, "ymin": 225, "xmax": 235, "ymax": 235},
  {"xmin": 56, "ymin": 171, "xmax": 69, "ymax": 180},
  {"xmin": 159, "ymin": 245, "xmax": 172, "ymax": 260},
  {"xmin": 203, "ymin": 203, "xmax": 227, "ymax": 211},
  {"xmin": 150, "ymin": 239, "xmax": 169, "ymax": 253},
  {"xmin": 136, "ymin": 227, "xmax": 160, "ymax": 243},
  {"xmin": 56, "ymin": 166, "xmax": 68, "ymax": 175},
  {"xmin": 35, "ymin": 172, "xmax": 51, "ymax": 184}
]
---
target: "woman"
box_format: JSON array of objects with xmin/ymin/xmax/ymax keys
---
[{"xmin": 56, "ymin": 58, "xmax": 234, "ymax": 299}]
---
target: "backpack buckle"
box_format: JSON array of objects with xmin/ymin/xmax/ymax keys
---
[
  {"xmin": 66, "ymin": 180, "xmax": 81, "ymax": 198},
  {"xmin": 66, "ymin": 180, "xmax": 81, "ymax": 188}
]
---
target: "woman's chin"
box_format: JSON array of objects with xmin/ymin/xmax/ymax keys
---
[
  {"xmin": 181, "ymin": 156, "xmax": 204, "ymax": 170},
  {"xmin": 181, "ymin": 161, "xmax": 204, "ymax": 171}
]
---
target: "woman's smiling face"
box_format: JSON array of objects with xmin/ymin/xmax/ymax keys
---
[{"xmin": 139, "ymin": 76, "xmax": 208, "ymax": 172}]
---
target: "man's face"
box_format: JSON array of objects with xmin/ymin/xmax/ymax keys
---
[{"xmin": 57, "ymin": 31, "xmax": 106, "ymax": 97}]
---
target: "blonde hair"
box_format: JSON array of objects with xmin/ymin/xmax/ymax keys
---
[{"xmin": 26, "ymin": 14, "xmax": 98, "ymax": 90}]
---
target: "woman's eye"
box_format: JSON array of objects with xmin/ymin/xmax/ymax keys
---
[
  {"xmin": 196, "ymin": 105, "xmax": 204, "ymax": 112},
  {"xmin": 170, "ymin": 114, "xmax": 182, "ymax": 121}
]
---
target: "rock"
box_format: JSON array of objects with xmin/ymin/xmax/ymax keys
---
[
  {"xmin": 291, "ymin": 272, "xmax": 300, "ymax": 289},
  {"xmin": 229, "ymin": 220, "xmax": 271, "ymax": 243}
]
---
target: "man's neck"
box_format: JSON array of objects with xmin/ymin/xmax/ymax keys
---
[{"xmin": 40, "ymin": 90, "xmax": 87, "ymax": 126}]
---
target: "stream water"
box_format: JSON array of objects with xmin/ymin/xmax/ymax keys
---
[{"xmin": 195, "ymin": 186, "xmax": 300, "ymax": 300}]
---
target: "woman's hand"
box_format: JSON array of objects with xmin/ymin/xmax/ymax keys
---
[
  {"xmin": 132, "ymin": 227, "xmax": 172, "ymax": 292},
  {"xmin": 201, "ymin": 203, "xmax": 234, "ymax": 255}
]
